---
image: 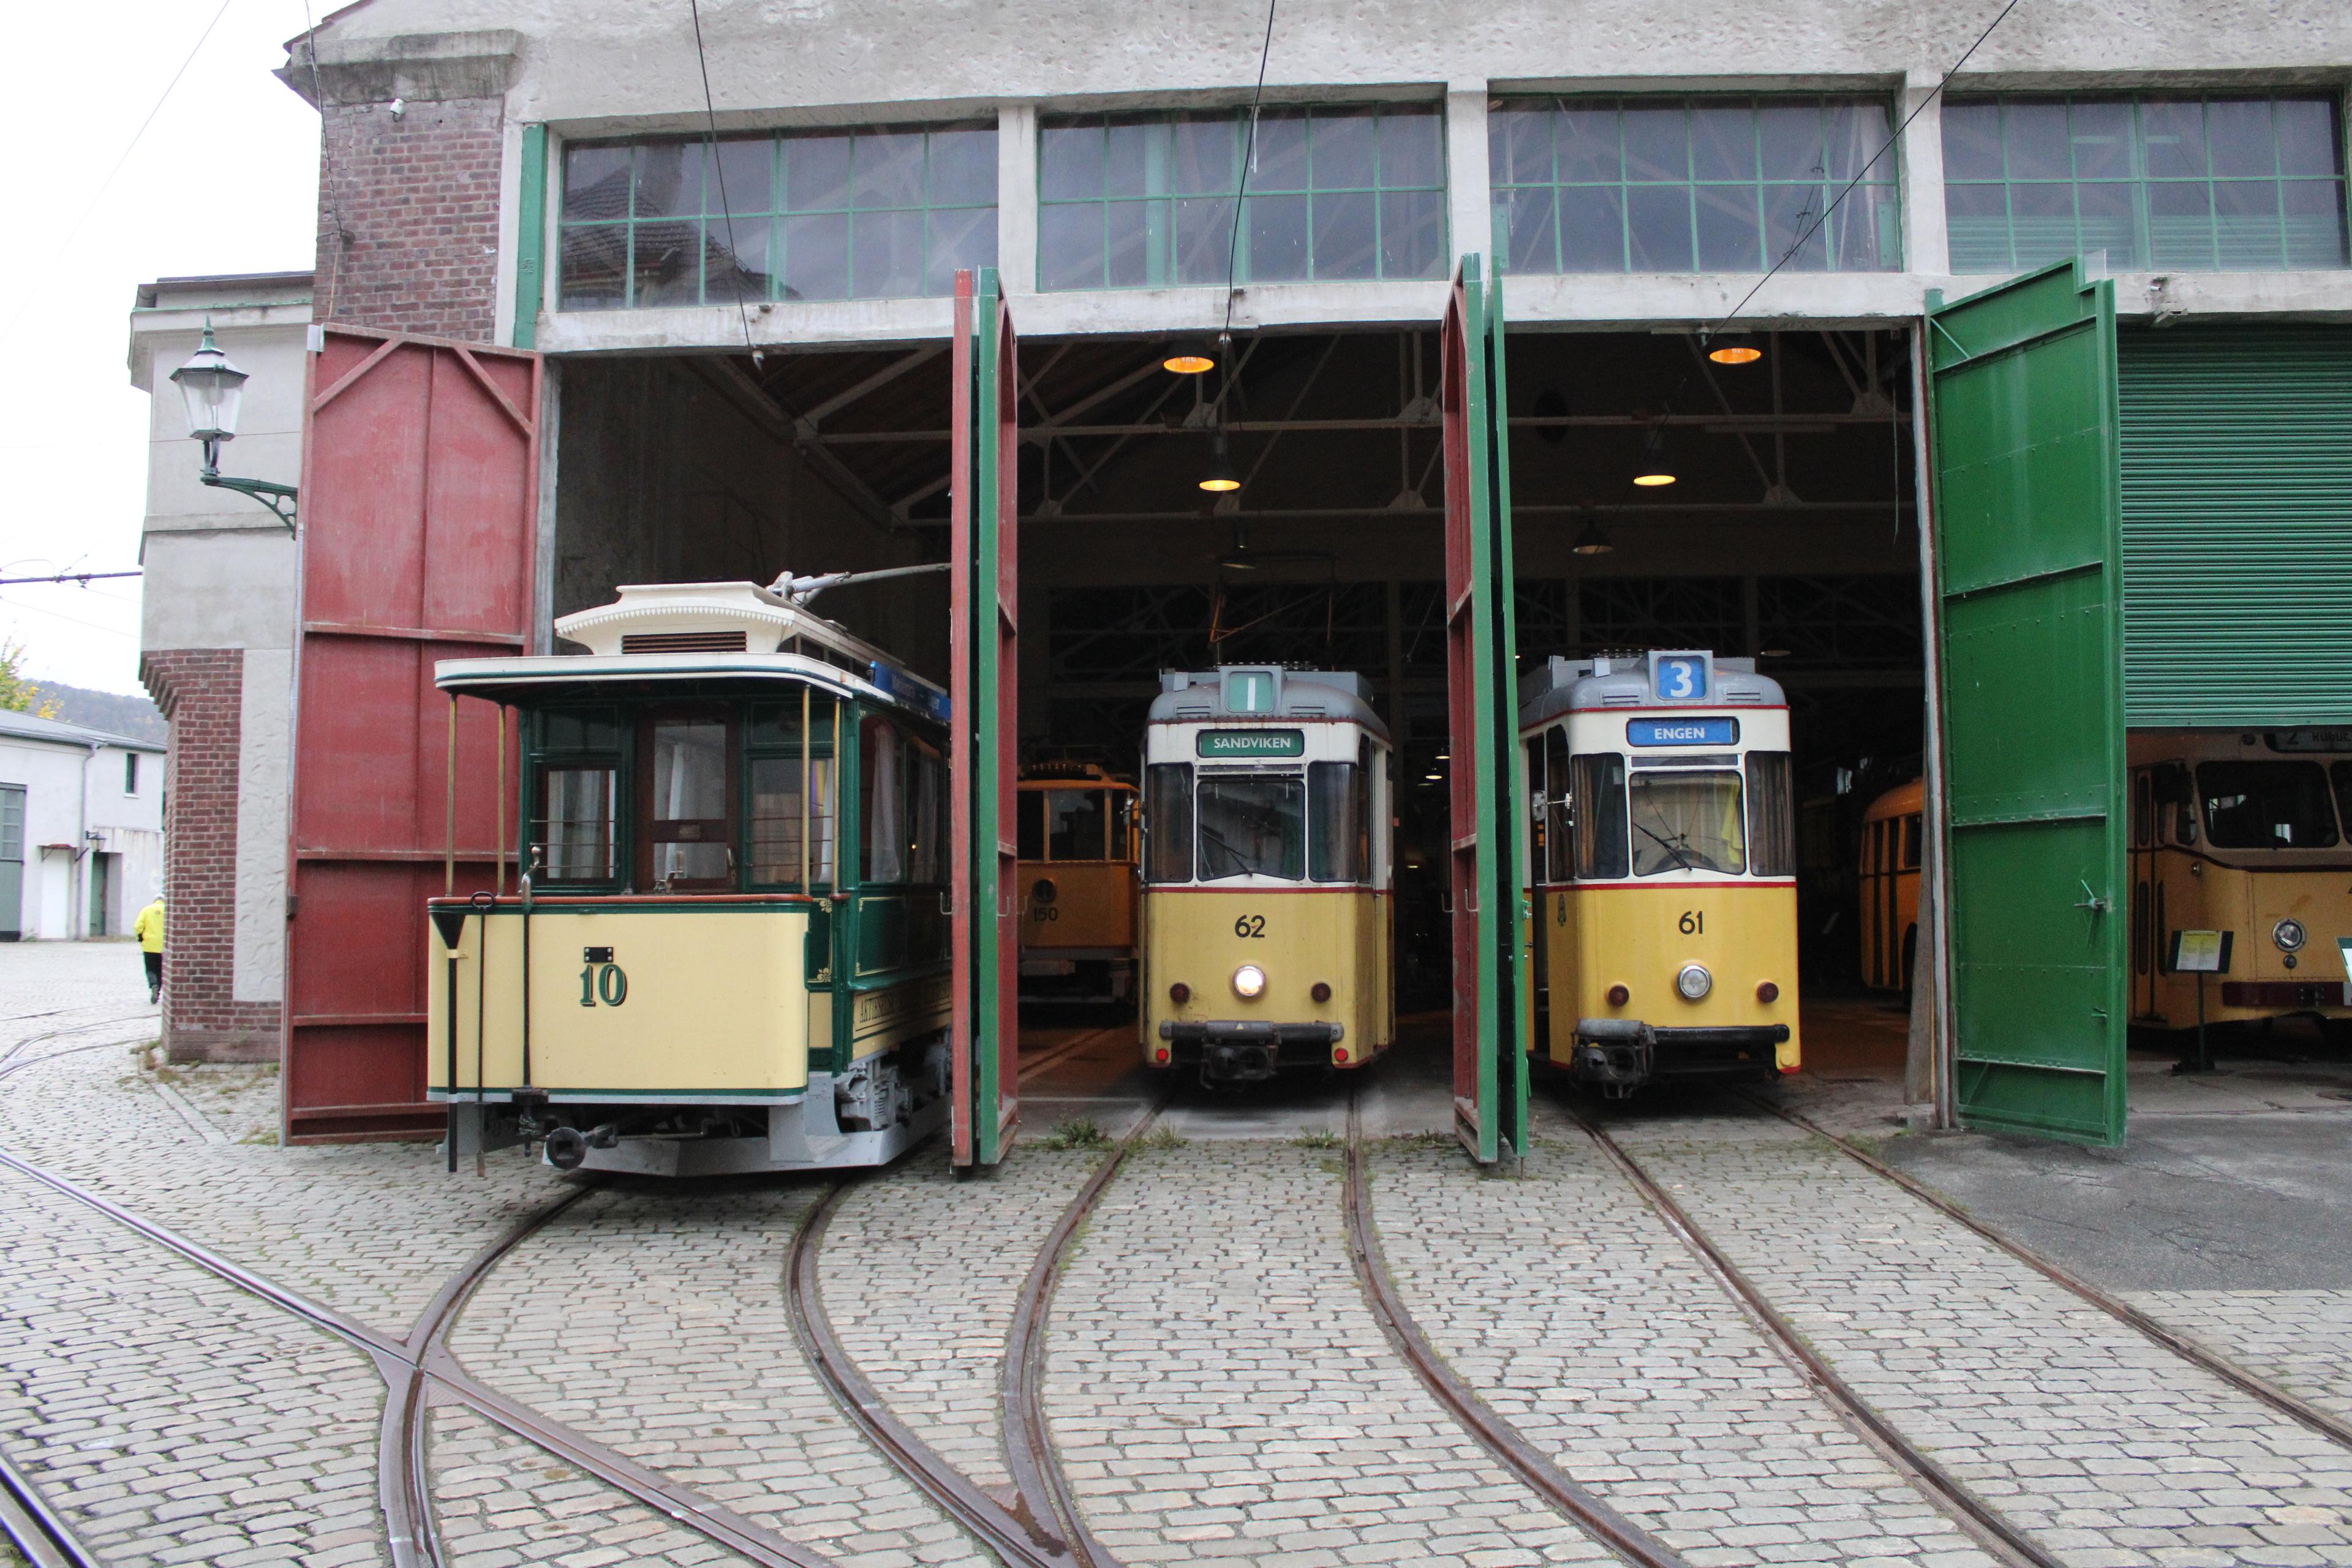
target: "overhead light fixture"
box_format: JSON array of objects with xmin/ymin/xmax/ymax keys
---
[
  {"xmin": 1633, "ymin": 421, "xmax": 1675, "ymax": 487},
  {"xmin": 1164, "ymin": 341, "xmax": 1216, "ymax": 374},
  {"xmin": 1572, "ymin": 518, "xmax": 1616, "ymax": 555},
  {"xmin": 1632, "ymin": 470, "xmax": 1676, "ymax": 487},
  {"xmin": 1706, "ymin": 333, "xmax": 1762, "ymax": 365},
  {"xmin": 1199, "ymin": 431, "xmax": 1241, "ymax": 493}
]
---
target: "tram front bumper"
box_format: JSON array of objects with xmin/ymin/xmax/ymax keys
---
[
  {"xmin": 1158, "ymin": 1020, "xmax": 1345, "ymax": 1082},
  {"xmin": 1571, "ymin": 1019, "xmax": 1789, "ymax": 1088}
]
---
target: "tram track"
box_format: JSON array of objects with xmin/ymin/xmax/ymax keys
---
[
  {"xmin": 1556, "ymin": 1098, "xmax": 2066, "ymax": 1568},
  {"xmin": 1749, "ymin": 1093, "xmax": 2352, "ymax": 1453}
]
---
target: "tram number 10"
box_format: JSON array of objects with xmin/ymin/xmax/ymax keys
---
[
  {"xmin": 579, "ymin": 962, "xmax": 630, "ymax": 1008},
  {"xmin": 1678, "ymin": 910, "xmax": 1705, "ymax": 935}
]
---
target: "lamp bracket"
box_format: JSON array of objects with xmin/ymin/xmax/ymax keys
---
[{"xmin": 201, "ymin": 469, "xmax": 300, "ymax": 532}]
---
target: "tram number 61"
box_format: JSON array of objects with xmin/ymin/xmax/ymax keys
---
[
  {"xmin": 579, "ymin": 963, "xmax": 629, "ymax": 1008},
  {"xmin": 1234, "ymin": 914, "xmax": 1267, "ymax": 939},
  {"xmin": 1678, "ymin": 910, "xmax": 1705, "ymax": 935}
]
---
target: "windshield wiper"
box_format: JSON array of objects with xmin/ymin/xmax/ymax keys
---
[{"xmin": 1633, "ymin": 818, "xmax": 1695, "ymax": 872}]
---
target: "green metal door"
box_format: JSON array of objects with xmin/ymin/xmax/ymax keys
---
[
  {"xmin": 1441, "ymin": 255, "xmax": 1530, "ymax": 1164},
  {"xmin": 0, "ymin": 785, "xmax": 21, "ymax": 940},
  {"xmin": 1928, "ymin": 258, "xmax": 2129, "ymax": 1145},
  {"xmin": 949, "ymin": 268, "xmax": 1019, "ymax": 1168}
]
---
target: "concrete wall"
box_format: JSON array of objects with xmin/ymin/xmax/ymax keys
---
[{"xmin": 0, "ymin": 737, "xmax": 163, "ymax": 942}]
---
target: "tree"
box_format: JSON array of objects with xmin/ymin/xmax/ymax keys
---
[{"xmin": 0, "ymin": 636, "xmax": 60, "ymax": 720}]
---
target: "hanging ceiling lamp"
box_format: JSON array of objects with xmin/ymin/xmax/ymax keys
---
[
  {"xmin": 1572, "ymin": 517, "xmax": 1616, "ymax": 556},
  {"xmin": 1199, "ymin": 430, "xmax": 1242, "ymax": 493},
  {"xmin": 1164, "ymin": 341, "xmax": 1217, "ymax": 374},
  {"xmin": 1706, "ymin": 332, "xmax": 1762, "ymax": 365},
  {"xmin": 1632, "ymin": 421, "xmax": 1676, "ymax": 488}
]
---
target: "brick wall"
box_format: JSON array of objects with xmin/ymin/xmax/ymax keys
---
[
  {"xmin": 315, "ymin": 96, "xmax": 504, "ymax": 342},
  {"xmin": 141, "ymin": 650, "xmax": 280, "ymax": 1063}
]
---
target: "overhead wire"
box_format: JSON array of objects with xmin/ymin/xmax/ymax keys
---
[
  {"xmin": 1219, "ymin": 0, "xmax": 1281, "ymax": 352},
  {"xmin": 687, "ymin": 0, "xmax": 763, "ymax": 368}
]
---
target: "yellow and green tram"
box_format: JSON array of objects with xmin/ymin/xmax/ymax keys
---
[
  {"xmin": 1016, "ymin": 763, "xmax": 1140, "ymax": 1005},
  {"xmin": 2130, "ymin": 729, "xmax": 2352, "ymax": 1035},
  {"xmin": 1139, "ymin": 666, "xmax": 1395, "ymax": 1083},
  {"xmin": 425, "ymin": 579, "xmax": 954, "ymax": 1174},
  {"xmin": 1520, "ymin": 650, "xmax": 1800, "ymax": 1093}
]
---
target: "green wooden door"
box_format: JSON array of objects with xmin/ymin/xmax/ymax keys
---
[
  {"xmin": 1441, "ymin": 256, "xmax": 1530, "ymax": 1164},
  {"xmin": 0, "ymin": 785, "xmax": 22, "ymax": 940},
  {"xmin": 1927, "ymin": 258, "xmax": 2129, "ymax": 1145},
  {"xmin": 949, "ymin": 268, "xmax": 1019, "ymax": 1168}
]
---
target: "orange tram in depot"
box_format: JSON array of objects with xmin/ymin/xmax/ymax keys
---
[{"xmin": 1015, "ymin": 764, "xmax": 1140, "ymax": 1006}]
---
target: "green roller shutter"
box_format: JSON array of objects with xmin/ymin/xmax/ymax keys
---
[{"xmin": 2119, "ymin": 326, "xmax": 2352, "ymax": 728}]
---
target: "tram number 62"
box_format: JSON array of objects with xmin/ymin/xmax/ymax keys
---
[
  {"xmin": 579, "ymin": 963, "xmax": 630, "ymax": 1008},
  {"xmin": 1678, "ymin": 910, "xmax": 1706, "ymax": 935},
  {"xmin": 1234, "ymin": 914, "xmax": 1267, "ymax": 939}
]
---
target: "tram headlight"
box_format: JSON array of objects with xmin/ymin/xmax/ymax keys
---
[
  {"xmin": 1232, "ymin": 964, "xmax": 1267, "ymax": 999},
  {"xmin": 1676, "ymin": 963, "xmax": 1713, "ymax": 1001},
  {"xmin": 2274, "ymin": 918, "xmax": 2308, "ymax": 954}
]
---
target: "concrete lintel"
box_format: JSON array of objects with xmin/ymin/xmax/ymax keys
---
[{"xmin": 279, "ymin": 29, "xmax": 521, "ymax": 108}]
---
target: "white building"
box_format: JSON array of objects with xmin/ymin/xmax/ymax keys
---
[{"xmin": 0, "ymin": 710, "xmax": 165, "ymax": 942}]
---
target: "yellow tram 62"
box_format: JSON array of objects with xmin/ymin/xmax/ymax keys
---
[
  {"xmin": 424, "ymin": 579, "xmax": 954, "ymax": 1175},
  {"xmin": 1521, "ymin": 650, "xmax": 1800, "ymax": 1093},
  {"xmin": 1016, "ymin": 764, "xmax": 1140, "ymax": 1005},
  {"xmin": 1139, "ymin": 666, "xmax": 1395, "ymax": 1083}
]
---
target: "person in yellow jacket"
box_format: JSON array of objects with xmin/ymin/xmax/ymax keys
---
[{"xmin": 133, "ymin": 894, "xmax": 165, "ymax": 1005}]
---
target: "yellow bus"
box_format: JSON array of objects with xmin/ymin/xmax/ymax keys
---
[{"xmin": 1521, "ymin": 650, "xmax": 1800, "ymax": 1093}]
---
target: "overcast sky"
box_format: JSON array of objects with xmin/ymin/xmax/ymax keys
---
[{"xmin": 0, "ymin": 1, "xmax": 321, "ymax": 696}]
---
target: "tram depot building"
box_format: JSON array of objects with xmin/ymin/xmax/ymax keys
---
[{"xmin": 127, "ymin": 0, "xmax": 2352, "ymax": 1150}]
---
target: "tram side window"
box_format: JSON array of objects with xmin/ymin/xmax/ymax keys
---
[
  {"xmin": 1308, "ymin": 760, "xmax": 1362, "ymax": 883},
  {"xmin": 1629, "ymin": 769, "xmax": 1747, "ymax": 877},
  {"xmin": 1017, "ymin": 791, "xmax": 1047, "ymax": 860},
  {"xmin": 2199, "ymin": 761, "xmax": 2341, "ymax": 849},
  {"xmin": 748, "ymin": 698, "xmax": 837, "ymax": 888},
  {"xmin": 1199, "ymin": 774, "xmax": 1306, "ymax": 881},
  {"xmin": 1569, "ymin": 753, "xmax": 1629, "ymax": 880},
  {"xmin": 645, "ymin": 717, "xmax": 735, "ymax": 891},
  {"xmin": 1145, "ymin": 763, "xmax": 1194, "ymax": 883},
  {"xmin": 908, "ymin": 741, "xmax": 944, "ymax": 884},
  {"xmin": 1746, "ymin": 751, "xmax": 1796, "ymax": 877},
  {"xmin": 1543, "ymin": 728, "xmax": 1572, "ymax": 882},
  {"xmin": 535, "ymin": 766, "xmax": 618, "ymax": 882},
  {"xmin": 861, "ymin": 717, "xmax": 909, "ymax": 884},
  {"xmin": 1048, "ymin": 790, "xmax": 1110, "ymax": 861}
]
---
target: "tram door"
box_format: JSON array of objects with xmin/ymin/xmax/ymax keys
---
[
  {"xmin": 1927, "ymin": 258, "xmax": 2130, "ymax": 1145},
  {"xmin": 1440, "ymin": 255, "xmax": 1530, "ymax": 1165},
  {"xmin": 949, "ymin": 269, "xmax": 1019, "ymax": 1169}
]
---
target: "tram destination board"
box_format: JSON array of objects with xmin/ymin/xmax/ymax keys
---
[{"xmin": 1197, "ymin": 728, "xmax": 1306, "ymax": 758}]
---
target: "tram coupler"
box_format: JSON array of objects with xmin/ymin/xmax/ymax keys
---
[{"xmin": 1159, "ymin": 1020, "xmax": 1345, "ymax": 1084}]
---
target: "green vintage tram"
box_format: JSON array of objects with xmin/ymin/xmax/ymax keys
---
[{"xmin": 426, "ymin": 579, "xmax": 954, "ymax": 1175}]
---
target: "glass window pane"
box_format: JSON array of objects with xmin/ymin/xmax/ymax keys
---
[
  {"xmin": 1197, "ymin": 774, "xmax": 1306, "ymax": 881},
  {"xmin": 1104, "ymin": 119, "xmax": 1152, "ymax": 197},
  {"xmin": 1629, "ymin": 770, "xmax": 1746, "ymax": 876},
  {"xmin": 1041, "ymin": 124, "xmax": 1103, "ymax": 202},
  {"xmin": 2070, "ymin": 101, "xmax": 2134, "ymax": 179},
  {"xmin": 2200, "ymin": 761, "xmax": 2340, "ymax": 848},
  {"xmin": 1039, "ymin": 202, "xmax": 1106, "ymax": 291},
  {"xmin": 564, "ymin": 145, "xmax": 633, "ymax": 221},
  {"xmin": 1623, "ymin": 106, "xmax": 1690, "ymax": 183},
  {"xmin": 543, "ymin": 709, "xmax": 622, "ymax": 751},
  {"xmin": 2207, "ymin": 99, "xmax": 2277, "ymax": 179},
  {"xmin": 1381, "ymin": 189, "xmax": 1446, "ymax": 279},
  {"xmin": 1761, "ymin": 183, "xmax": 1828, "ymax": 271},
  {"xmin": 1746, "ymin": 753, "xmax": 1795, "ymax": 878},
  {"xmin": 853, "ymin": 131, "xmax": 927, "ymax": 207},
  {"xmin": 1693, "ymin": 184, "xmax": 1760, "ymax": 270},
  {"xmin": 1311, "ymin": 189, "xmax": 1378, "ymax": 279},
  {"xmin": 928, "ymin": 126, "xmax": 998, "ymax": 205},
  {"xmin": 1381, "ymin": 110, "xmax": 1444, "ymax": 189},
  {"xmin": 1253, "ymin": 112, "xmax": 1310, "ymax": 192},
  {"xmin": 1826, "ymin": 102, "xmax": 1892, "ymax": 181},
  {"xmin": 1173, "ymin": 196, "xmax": 1238, "ymax": 284},
  {"xmin": 631, "ymin": 219, "xmax": 701, "ymax": 306},
  {"xmin": 1311, "ymin": 110, "xmax": 1378, "ymax": 190},
  {"xmin": 1047, "ymin": 790, "xmax": 1110, "ymax": 861},
  {"xmin": 1626, "ymin": 183, "xmax": 1694, "ymax": 270},
  {"xmin": 2010, "ymin": 180, "xmax": 2080, "ymax": 265},
  {"xmin": 537, "ymin": 767, "xmax": 617, "ymax": 883},
  {"xmin": 1145, "ymin": 764, "xmax": 1193, "ymax": 884},
  {"xmin": 1492, "ymin": 106, "xmax": 1555, "ymax": 184},
  {"xmin": 2283, "ymin": 179, "xmax": 2351, "ymax": 268},
  {"xmin": 1570, "ymin": 753, "xmax": 1628, "ymax": 880},
  {"xmin": 925, "ymin": 204, "xmax": 997, "ymax": 295},
  {"xmin": 2141, "ymin": 100, "xmax": 2208, "ymax": 179},
  {"xmin": 1557, "ymin": 107, "xmax": 1619, "ymax": 184},
  {"xmin": 648, "ymin": 720, "xmax": 731, "ymax": 889},
  {"xmin": 2214, "ymin": 179, "xmax": 2285, "ymax": 270},
  {"xmin": 1835, "ymin": 185, "xmax": 1900, "ymax": 271},
  {"xmin": 559, "ymin": 224, "xmax": 628, "ymax": 309},
  {"xmin": 1691, "ymin": 106, "xmax": 1755, "ymax": 183},
  {"xmin": 706, "ymin": 214, "xmax": 774, "ymax": 303},
  {"xmin": 2076, "ymin": 181, "xmax": 2139, "ymax": 261},
  {"xmin": 1940, "ymin": 103, "xmax": 2006, "ymax": 181},
  {"xmin": 2147, "ymin": 179, "xmax": 2216, "ymax": 270},
  {"xmin": 2275, "ymin": 100, "xmax": 2341, "ymax": 179},
  {"xmin": 751, "ymin": 756, "xmax": 809, "ymax": 884},
  {"xmin": 2003, "ymin": 102, "xmax": 2072, "ymax": 181},
  {"xmin": 1308, "ymin": 763, "xmax": 1362, "ymax": 883},
  {"xmin": 851, "ymin": 207, "xmax": 925, "ymax": 298},
  {"xmin": 1543, "ymin": 728, "xmax": 1572, "ymax": 883},
  {"xmin": 1498, "ymin": 186, "xmax": 1559, "ymax": 273},
  {"xmin": 632, "ymin": 143, "xmax": 699, "ymax": 217},
  {"xmin": 1758, "ymin": 103, "xmax": 1827, "ymax": 181},
  {"xmin": 862, "ymin": 718, "xmax": 907, "ymax": 884},
  {"xmin": 711, "ymin": 138, "xmax": 774, "ymax": 217},
  {"xmin": 1945, "ymin": 181, "xmax": 2013, "ymax": 271},
  {"xmin": 1559, "ymin": 184, "xmax": 1626, "ymax": 272},
  {"xmin": 1017, "ymin": 790, "xmax": 1046, "ymax": 860},
  {"xmin": 782, "ymin": 212, "xmax": 850, "ymax": 301},
  {"xmin": 786, "ymin": 134, "xmax": 852, "ymax": 210},
  {"xmin": 1172, "ymin": 115, "xmax": 1240, "ymax": 195},
  {"xmin": 1247, "ymin": 192, "xmax": 1311, "ymax": 281},
  {"xmin": 1105, "ymin": 199, "xmax": 1154, "ymax": 287}
]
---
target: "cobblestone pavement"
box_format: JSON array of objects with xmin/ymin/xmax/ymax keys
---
[
  {"xmin": 1371, "ymin": 1136, "xmax": 1997, "ymax": 1567},
  {"xmin": 445, "ymin": 1180, "xmax": 989, "ymax": 1568},
  {"xmin": 819, "ymin": 1145, "xmax": 1100, "ymax": 1493},
  {"xmin": 1576, "ymin": 1099, "xmax": 2352, "ymax": 1568},
  {"xmin": 1046, "ymin": 1137, "xmax": 1619, "ymax": 1566}
]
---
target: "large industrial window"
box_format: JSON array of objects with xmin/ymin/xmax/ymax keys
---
[
  {"xmin": 1037, "ymin": 105, "xmax": 1447, "ymax": 290},
  {"xmin": 1490, "ymin": 97, "xmax": 1901, "ymax": 274},
  {"xmin": 1942, "ymin": 97, "xmax": 2350, "ymax": 272},
  {"xmin": 559, "ymin": 124, "xmax": 998, "ymax": 310}
]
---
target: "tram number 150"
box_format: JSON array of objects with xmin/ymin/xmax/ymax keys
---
[
  {"xmin": 1678, "ymin": 910, "xmax": 1706, "ymax": 935},
  {"xmin": 579, "ymin": 962, "xmax": 630, "ymax": 1008}
]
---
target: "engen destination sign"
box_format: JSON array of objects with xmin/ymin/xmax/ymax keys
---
[
  {"xmin": 1198, "ymin": 728, "xmax": 1306, "ymax": 759},
  {"xmin": 1627, "ymin": 717, "xmax": 1739, "ymax": 747}
]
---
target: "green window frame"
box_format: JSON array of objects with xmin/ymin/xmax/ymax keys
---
[
  {"xmin": 1036, "ymin": 105, "xmax": 1448, "ymax": 290},
  {"xmin": 745, "ymin": 696, "xmax": 843, "ymax": 894},
  {"xmin": 557, "ymin": 123, "xmax": 998, "ymax": 311},
  {"xmin": 1490, "ymin": 96, "xmax": 1902, "ymax": 275},
  {"xmin": 1942, "ymin": 95, "xmax": 2351, "ymax": 273},
  {"xmin": 524, "ymin": 706, "xmax": 628, "ymax": 891}
]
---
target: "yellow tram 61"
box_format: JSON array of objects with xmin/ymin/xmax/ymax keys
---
[
  {"xmin": 2129, "ymin": 729, "xmax": 2352, "ymax": 1035},
  {"xmin": 1139, "ymin": 666, "xmax": 1395, "ymax": 1083},
  {"xmin": 1016, "ymin": 763, "xmax": 1140, "ymax": 1005},
  {"xmin": 1521, "ymin": 650, "xmax": 1800, "ymax": 1093},
  {"xmin": 425, "ymin": 579, "xmax": 954, "ymax": 1175}
]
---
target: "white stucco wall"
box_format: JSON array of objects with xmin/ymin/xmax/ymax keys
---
[
  {"xmin": 233, "ymin": 647, "xmax": 292, "ymax": 1003},
  {"xmin": 0, "ymin": 735, "xmax": 164, "ymax": 941}
]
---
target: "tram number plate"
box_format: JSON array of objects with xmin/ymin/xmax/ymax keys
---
[
  {"xmin": 579, "ymin": 960, "xmax": 629, "ymax": 1008},
  {"xmin": 583, "ymin": 947, "xmax": 614, "ymax": 963},
  {"xmin": 1234, "ymin": 914, "xmax": 1267, "ymax": 939},
  {"xmin": 1678, "ymin": 910, "xmax": 1705, "ymax": 934}
]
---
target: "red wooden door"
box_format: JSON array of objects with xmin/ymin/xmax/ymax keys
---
[{"xmin": 285, "ymin": 330, "xmax": 541, "ymax": 1142}]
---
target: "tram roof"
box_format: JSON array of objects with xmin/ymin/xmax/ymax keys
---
[
  {"xmin": 433, "ymin": 649, "xmax": 947, "ymax": 724},
  {"xmin": 1517, "ymin": 652, "xmax": 1785, "ymax": 728},
  {"xmin": 1148, "ymin": 667, "xmax": 1389, "ymax": 741}
]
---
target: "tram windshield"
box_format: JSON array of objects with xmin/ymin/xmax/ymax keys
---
[
  {"xmin": 1196, "ymin": 773, "xmax": 1307, "ymax": 881},
  {"xmin": 648, "ymin": 718, "xmax": 731, "ymax": 889},
  {"xmin": 2199, "ymin": 761, "xmax": 2340, "ymax": 849},
  {"xmin": 1629, "ymin": 769, "xmax": 1747, "ymax": 877}
]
